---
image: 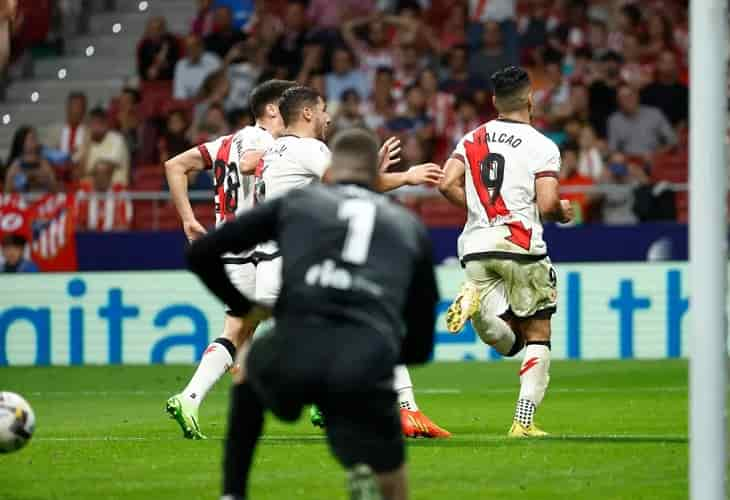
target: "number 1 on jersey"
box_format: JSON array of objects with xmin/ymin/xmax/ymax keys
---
[{"xmin": 338, "ymin": 199, "xmax": 376, "ymax": 264}]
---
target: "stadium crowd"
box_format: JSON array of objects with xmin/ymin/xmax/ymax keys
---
[{"xmin": 1, "ymin": 0, "xmax": 691, "ymax": 231}]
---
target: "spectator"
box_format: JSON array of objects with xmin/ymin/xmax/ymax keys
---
[
  {"xmin": 342, "ymin": 15, "xmax": 397, "ymax": 82},
  {"xmin": 400, "ymin": 134, "xmax": 430, "ymax": 168},
  {"xmin": 363, "ymin": 66, "xmax": 396, "ymax": 133},
  {"xmin": 325, "ymin": 47, "xmax": 369, "ymax": 104},
  {"xmin": 607, "ymin": 85, "xmax": 676, "ymax": 157},
  {"xmin": 559, "ymin": 141, "xmax": 594, "ymax": 224},
  {"xmin": 111, "ymin": 87, "xmax": 142, "ymax": 164},
  {"xmin": 385, "ymin": 85, "xmax": 434, "ymax": 141},
  {"xmin": 158, "ymin": 109, "xmax": 192, "ymax": 163},
  {"xmin": 608, "ymin": 3, "xmax": 642, "ymax": 53},
  {"xmin": 641, "ymin": 13, "xmax": 674, "ymax": 61},
  {"xmin": 619, "ymin": 33, "xmax": 652, "ymax": 88},
  {"xmin": 393, "ymin": 43, "xmax": 424, "ymax": 95},
  {"xmin": 437, "ymin": 2, "xmax": 468, "ymax": 52},
  {"xmin": 52, "ymin": 91, "xmax": 87, "ymax": 164},
  {"xmin": 577, "ymin": 125, "xmax": 604, "ymax": 181},
  {"xmin": 4, "ymin": 126, "xmax": 57, "ymax": 194},
  {"xmin": 469, "ymin": 21, "xmax": 510, "ymax": 84},
  {"xmin": 0, "ymin": 234, "xmax": 38, "ymax": 273},
  {"xmin": 173, "ymin": 34, "xmax": 222, "ymax": 99},
  {"xmin": 598, "ymin": 152, "xmax": 648, "ymax": 225},
  {"xmin": 307, "ymin": 0, "xmax": 375, "ymax": 31},
  {"xmin": 640, "ymin": 51, "xmax": 688, "ymax": 128},
  {"xmin": 137, "ymin": 17, "xmax": 180, "ymax": 81},
  {"xmin": 588, "ymin": 51, "xmax": 621, "ymax": 138},
  {"xmin": 419, "ymin": 67, "xmax": 454, "ymax": 140},
  {"xmin": 0, "ymin": 0, "xmax": 15, "ymax": 70},
  {"xmin": 532, "ymin": 50, "xmax": 570, "ymax": 131},
  {"xmin": 448, "ymin": 94, "xmax": 481, "ymax": 150},
  {"xmin": 224, "ymin": 38, "xmax": 262, "ymax": 110},
  {"xmin": 193, "ymin": 69, "xmax": 230, "ymax": 135},
  {"xmin": 330, "ymin": 88, "xmax": 367, "ymax": 136},
  {"xmin": 194, "ymin": 103, "xmax": 230, "ymax": 143},
  {"xmin": 439, "ymin": 44, "xmax": 488, "ymax": 96},
  {"xmin": 191, "ymin": 0, "xmax": 215, "ymax": 37},
  {"xmin": 80, "ymin": 108, "xmax": 130, "ymax": 187},
  {"xmin": 586, "ymin": 19, "xmax": 609, "ymax": 59},
  {"xmin": 267, "ymin": 0, "xmax": 310, "ymax": 79},
  {"xmin": 214, "ymin": 0, "xmax": 255, "ymax": 31},
  {"xmin": 204, "ymin": 6, "xmax": 247, "ymax": 59},
  {"xmin": 76, "ymin": 160, "xmax": 133, "ymax": 231}
]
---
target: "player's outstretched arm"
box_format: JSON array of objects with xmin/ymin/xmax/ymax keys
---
[
  {"xmin": 535, "ymin": 176, "xmax": 573, "ymax": 223},
  {"xmin": 165, "ymin": 147, "xmax": 208, "ymax": 241},
  {"xmin": 377, "ymin": 163, "xmax": 443, "ymax": 192},
  {"xmin": 438, "ymin": 157, "xmax": 467, "ymax": 209}
]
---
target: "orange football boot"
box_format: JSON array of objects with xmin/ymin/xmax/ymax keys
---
[{"xmin": 400, "ymin": 409, "xmax": 451, "ymax": 438}]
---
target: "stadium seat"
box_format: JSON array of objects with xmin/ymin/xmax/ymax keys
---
[{"xmin": 132, "ymin": 164, "xmax": 165, "ymax": 191}]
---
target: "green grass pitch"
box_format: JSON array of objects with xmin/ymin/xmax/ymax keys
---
[{"xmin": 2, "ymin": 360, "xmax": 693, "ymax": 499}]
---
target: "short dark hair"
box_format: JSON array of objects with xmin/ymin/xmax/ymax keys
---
[
  {"xmin": 89, "ymin": 107, "xmax": 107, "ymax": 120},
  {"xmin": 491, "ymin": 66, "xmax": 531, "ymax": 112},
  {"xmin": 248, "ymin": 79, "xmax": 297, "ymax": 119},
  {"xmin": 278, "ymin": 86, "xmax": 322, "ymax": 127},
  {"xmin": 330, "ymin": 129, "xmax": 380, "ymax": 181},
  {"xmin": 375, "ymin": 66, "xmax": 394, "ymax": 79},
  {"xmin": 121, "ymin": 87, "xmax": 141, "ymax": 103},
  {"xmin": 2, "ymin": 234, "xmax": 27, "ymax": 248}
]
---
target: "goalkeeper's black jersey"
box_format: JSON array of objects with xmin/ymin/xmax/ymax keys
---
[{"xmin": 186, "ymin": 181, "xmax": 439, "ymax": 365}]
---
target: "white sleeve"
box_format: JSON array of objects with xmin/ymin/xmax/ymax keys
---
[
  {"xmin": 300, "ymin": 141, "xmax": 331, "ymax": 179},
  {"xmin": 197, "ymin": 135, "xmax": 226, "ymax": 170},
  {"xmin": 450, "ymin": 136, "xmax": 467, "ymax": 164},
  {"xmin": 531, "ymin": 140, "xmax": 561, "ymax": 178}
]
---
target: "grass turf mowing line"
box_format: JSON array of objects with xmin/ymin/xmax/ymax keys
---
[{"xmin": 2, "ymin": 360, "xmax": 696, "ymax": 499}]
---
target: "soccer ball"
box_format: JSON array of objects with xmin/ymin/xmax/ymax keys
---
[{"xmin": 0, "ymin": 392, "xmax": 35, "ymax": 453}]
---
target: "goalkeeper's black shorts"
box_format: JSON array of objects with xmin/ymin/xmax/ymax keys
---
[{"xmin": 246, "ymin": 321, "xmax": 404, "ymax": 473}]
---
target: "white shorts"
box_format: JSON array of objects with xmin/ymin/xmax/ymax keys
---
[
  {"xmin": 255, "ymin": 256, "xmax": 282, "ymax": 307},
  {"xmin": 224, "ymin": 261, "xmax": 257, "ymax": 300}
]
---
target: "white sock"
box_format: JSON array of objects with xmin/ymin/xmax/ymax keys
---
[
  {"xmin": 393, "ymin": 365, "xmax": 418, "ymax": 411},
  {"xmin": 514, "ymin": 343, "xmax": 551, "ymax": 426},
  {"xmin": 182, "ymin": 337, "xmax": 235, "ymax": 408},
  {"xmin": 472, "ymin": 312, "xmax": 517, "ymax": 355}
]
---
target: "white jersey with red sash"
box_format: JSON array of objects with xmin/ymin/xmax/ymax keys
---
[
  {"xmin": 198, "ymin": 126, "xmax": 274, "ymax": 258},
  {"xmin": 451, "ymin": 118, "xmax": 561, "ymax": 261}
]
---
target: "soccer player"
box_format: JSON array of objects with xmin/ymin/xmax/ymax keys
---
[
  {"xmin": 438, "ymin": 66, "xmax": 573, "ymax": 437},
  {"xmin": 164, "ymin": 79, "xmax": 297, "ymax": 439},
  {"xmin": 256, "ymin": 85, "xmax": 450, "ymax": 438},
  {"xmin": 186, "ymin": 128, "xmax": 438, "ymax": 500}
]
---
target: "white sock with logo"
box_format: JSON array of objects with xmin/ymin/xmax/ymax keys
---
[
  {"xmin": 394, "ymin": 364, "xmax": 418, "ymax": 411},
  {"xmin": 514, "ymin": 342, "xmax": 551, "ymax": 426},
  {"xmin": 182, "ymin": 337, "xmax": 236, "ymax": 408}
]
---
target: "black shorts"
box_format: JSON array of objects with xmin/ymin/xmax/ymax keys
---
[{"xmin": 246, "ymin": 323, "xmax": 404, "ymax": 473}]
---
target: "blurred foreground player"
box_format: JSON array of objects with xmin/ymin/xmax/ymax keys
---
[
  {"xmin": 164, "ymin": 79, "xmax": 296, "ymax": 439},
  {"xmin": 439, "ymin": 67, "xmax": 573, "ymax": 437},
  {"xmin": 187, "ymin": 129, "xmax": 439, "ymax": 500},
  {"xmin": 256, "ymin": 85, "xmax": 449, "ymax": 438}
]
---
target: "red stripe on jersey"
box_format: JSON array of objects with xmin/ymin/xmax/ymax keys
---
[
  {"xmin": 535, "ymin": 171, "xmax": 558, "ymax": 179},
  {"xmin": 214, "ymin": 135, "xmax": 235, "ymax": 221},
  {"xmin": 463, "ymin": 126, "xmax": 510, "ymax": 221},
  {"xmin": 198, "ymin": 144, "xmax": 213, "ymax": 170}
]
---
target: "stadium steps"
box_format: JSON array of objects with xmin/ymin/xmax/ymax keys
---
[{"xmin": 0, "ymin": 0, "xmax": 195, "ymax": 157}]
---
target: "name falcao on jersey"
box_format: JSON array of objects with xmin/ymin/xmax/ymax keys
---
[{"xmin": 485, "ymin": 131, "xmax": 523, "ymax": 148}]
